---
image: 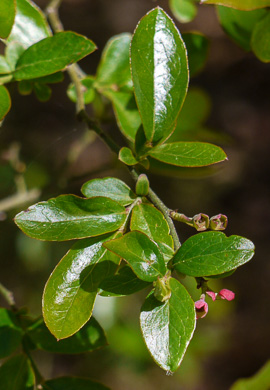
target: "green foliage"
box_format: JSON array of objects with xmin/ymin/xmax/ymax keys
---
[
  {"xmin": 0, "ymin": 0, "xmax": 259, "ymax": 386},
  {"xmin": 230, "ymin": 360, "xmax": 270, "ymax": 390},
  {"xmin": 201, "ymin": 0, "xmax": 270, "ymax": 10},
  {"xmin": 0, "ymin": 0, "xmax": 16, "ymax": 39},
  {"xmin": 173, "ymin": 231, "xmax": 255, "ymax": 276}
]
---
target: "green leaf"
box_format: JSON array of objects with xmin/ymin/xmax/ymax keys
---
[
  {"xmin": 18, "ymin": 80, "xmax": 33, "ymax": 95},
  {"xmin": 251, "ymin": 13, "xmax": 270, "ymax": 62},
  {"xmin": 14, "ymin": 195, "xmax": 126, "ymax": 241},
  {"xmin": 169, "ymin": 88, "xmax": 211, "ymax": 142},
  {"xmin": 140, "ymin": 277, "xmax": 196, "ymax": 372},
  {"xmin": 169, "ymin": 0, "xmax": 197, "ymax": 24},
  {"xmin": 0, "ymin": 354, "xmax": 35, "ymax": 390},
  {"xmin": 7, "ymin": 0, "xmax": 51, "ymax": 48},
  {"xmin": 217, "ymin": 7, "xmax": 267, "ymax": 51},
  {"xmin": 230, "ymin": 360, "xmax": 270, "ymax": 390},
  {"xmin": 0, "ymin": 56, "xmax": 11, "ymax": 74},
  {"xmin": 131, "ymin": 7, "xmax": 189, "ymax": 144},
  {"xmin": 131, "ymin": 204, "xmax": 174, "ymax": 249},
  {"xmin": 67, "ymin": 76, "xmax": 95, "ymax": 104},
  {"xmin": 182, "ymin": 32, "xmax": 210, "ymax": 76},
  {"xmin": 102, "ymin": 90, "xmax": 141, "ymax": 142},
  {"xmin": 104, "ymin": 231, "xmax": 166, "ymax": 282},
  {"xmin": 43, "ymin": 233, "xmax": 120, "ymax": 339},
  {"xmin": 33, "ymin": 83, "xmax": 51, "ymax": 102},
  {"xmin": 26, "ymin": 317, "xmax": 107, "ymax": 353},
  {"xmin": 0, "ymin": 308, "xmax": 23, "ymax": 358},
  {"xmin": 99, "ymin": 264, "xmax": 151, "ymax": 297},
  {"xmin": 96, "ymin": 33, "xmax": 133, "ymax": 90},
  {"xmin": 118, "ymin": 147, "xmax": 138, "ymax": 166},
  {"xmin": 201, "ymin": 0, "xmax": 270, "ymax": 10},
  {"xmin": 173, "ymin": 231, "xmax": 255, "ymax": 277},
  {"xmin": 43, "ymin": 377, "xmax": 110, "ymax": 390},
  {"xmin": 14, "ymin": 32, "xmax": 96, "ymax": 80},
  {"xmin": 0, "ymin": 85, "xmax": 11, "ymax": 121},
  {"xmin": 148, "ymin": 142, "xmax": 227, "ymax": 167},
  {"xmin": 81, "ymin": 177, "xmax": 136, "ymax": 206},
  {"xmin": 5, "ymin": 41, "xmax": 25, "ymax": 71},
  {"xmin": 0, "ymin": 0, "xmax": 16, "ymax": 39}
]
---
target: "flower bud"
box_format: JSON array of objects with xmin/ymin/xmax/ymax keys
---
[
  {"xmin": 195, "ymin": 299, "xmax": 208, "ymax": 319},
  {"xmin": 218, "ymin": 289, "xmax": 235, "ymax": 301},
  {"xmin": 210, "ymin": 214, "xmax": 228, "ymax": 231},
  {"xmin": 192, "ymin": 213, "xmax": 209, "ymax": 231},
  {"xmin": 206, "ymin": 290, "xmax": 216, "ymax": 301},
  {"xmin": 135, "ymin": 174, "xmax": 149, "ymax": 196}
]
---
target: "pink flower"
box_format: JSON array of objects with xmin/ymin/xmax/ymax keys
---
[
  {"xmin": 206, "ymin": 290, "xmax": 216, "ymax": 301},
  {"xmin": 218, "ymin": 289, "xmax": 235, "ymax": 301},
  {"xmin": 195, "ymin": 299, "xmax": 208, "ymax": 319}
]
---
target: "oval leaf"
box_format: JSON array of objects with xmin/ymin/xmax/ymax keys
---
[
  {"xmin": 169, "ymin": 0, "xmax": 197, "ymax": 24},
  {"xmin": 104, "ymin": 231, "xmax": 166, "ymax": 282},
  {"xmin": 131, "ymin": 7, "xmax": 189, "ymax": 144},
  {"xmin": 251, "ymin": 13, "xmax": 270, "ymax": 62},
  {"xmin": 131, "ymin": 204, "xmax": 174, "ymax": 249},
  {"xmin": 96, "ymin": 33, "xmax": 133, "ymax": 90},
  {"xmin": 0, "ymin": 354, "xmax": 35, "ymax": 390},
  {"xmin": 100, "ymin": 265, "xmax": 151, "ymax": 297},
  {"xmin": 27, "ymin": 317, "xmax": 107, "ymax": 353},
  {"xmin": 0, "ymin": 85, "xmax": 11, "ymax": 121},
  {"xmin": 7, "ymin": 0, "xmax": 51, "ymax": 49},
  {"xmin": 201, "ymin": 0, "xmax": 270, "ymax": 10},
  {"xmin": 173, "ymin": 231, "xmax": 255, "ymax": 277},
  {"xmin": 0, "ymin": 0, "xmax": 16, "ymax": 39},
  {"xmin": 43, "ymin": 377, "xmax": 110, "ymax": 390},
  {"xmin": 0, "ymin": 308, "xmax": 23, "ymax": 359},
  {"xmin": 43, "ymin": 233, "xmax": 120, "ymax": 339},
  {"xmin": 118, "ymin": 147, "xmax": 138, "ymax": 166},
  {"xmin": 148, "ymin": 142, "xmax": 227, "ymax": 167},
  {"xmin": 14, "ymin": 195, "xmax": 126, "ymax": 241},
  {"xmin": 14, "ymin": 32, "xmax": 96, "ymax": 80},
  {"xmin": 81, "ymin": 177, "xmax": 136, "ymax": 206},
  {"xmin": 140, "ymin": 277, "xmax": 196, "ymax": 372},
  {"xmin": 217, "ymin": 6, "xmax": 267, "ymax": 51}
]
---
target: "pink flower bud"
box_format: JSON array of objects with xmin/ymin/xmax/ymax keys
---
[
  {"xmin": 218, "ymin": 289, "xmax": 235, "ymax": 301},
  {"xmin": 195, "ymin": 299, "xmax": 208, "ymax": 319},
  {"xmin": 206, "ymin": 290, "xmax": 216, "ymax": 301}
]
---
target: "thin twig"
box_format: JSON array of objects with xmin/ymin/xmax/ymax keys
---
[{"xmin": 0, "ymin": 283, "xmax": 17, "ymax": 310}]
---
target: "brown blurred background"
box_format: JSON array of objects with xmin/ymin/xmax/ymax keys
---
[{"xmin": 0, "ymin": 1, "xmax": 270, "ymax": 389}]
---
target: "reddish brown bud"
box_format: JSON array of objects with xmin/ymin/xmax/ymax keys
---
[
  {"xmin": 218, "ymin": 289, "xmax": 235, "ymax": 301},
  {"xmin": 195, "ymin": 299, "xmax": 208, "ymax": 319}
]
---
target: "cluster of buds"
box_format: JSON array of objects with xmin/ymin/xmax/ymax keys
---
[
  {"xmin": 170, "ymin": 211, "xmax": 228, "ymax": 232},
  {"xmin": 195, "ymin": 288, "xmax": 235, "ymax": 319}
]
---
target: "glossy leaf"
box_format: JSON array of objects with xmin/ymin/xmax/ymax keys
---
[
  {"xmin": 0, "ymin": 308, "xmax": 23, "ymax": 358},
  {"xmin": 230, "ymin": 360, "xmax": 270, "ymax": 390},
  {"xmin": 131, "ymin": 204, "xmax": 173, "ymax": 249},
  {"xmin": 182, "ymin": 32, "xmax": 210, "ymax": 76},
  {"xmin": 104, "ymin": 231, "xmax": 167, "ymax": 282},
  {"xmin": 0, "ymin": 0, "xmax": 16, "ymax": 39},
  {"xmin": 0, "ymin": 354, "xmax": 35, "ymax": 390},
  {"xmin": 173, "ymin": 231, "xmax": 255, "ymax": 276},
  {"xmin": 5, "ymin": 41, "xmax": 25, "ymax": 71},
  {"xmin": 251, "ymin": 13, "xmax": 270, "ymax": 62},
  {"xmin": 8, "ymin": 0, "xmax": 51, "ymax": 48},
  {"xmin": 102, "ymin": 90, "xmax": 141, "ymax": 142},
  {"xmin": 201, "ymin": 0, "xmax": 270, "ymax": 10},
  {"xmin": 169, "ymin": 0, "xmax": 197, "ymax": 24},
  {"xmin": 100, "ymin": 265, "xmax": 151, "ymax": 297},
  {"xmin": 0, "ymin": 85, "xmax": 11, "ymax": 121},
  {"xmin": 67, "ymin": 76, "xmax": 95, "ymax": 104},
  {"xmin": 131, "ymin": 7, "xmax": 189, "ymax": 144},
  {"xmin": 43, "ymin": 377, "xmax": 110, "ymax": 390},
  {"xmin": 14, "ymin": 32, "xmax": 96, "ymax": 80},
  {"xmin": 81, "ymin": 177, "xmax": 136, "ymax": 206},
  {"xmin": 27, "ymin": 317, "xmax": 107, "ymax": 353},
  {"xmin": 0, "ymin": 56, "xmax": 11, "ymax": 74},
  {"xmin": 217, "ymin": 7, "xmax": 267, "ymax": 51},
  {"xmin": 140, "ymin": 277, "xmax": 196, "ymax": 372},
  {"xmin": 96, "ymin": 33, "xmax": 133, "ymax": 90},
  {"xmin": 119, "ymin": 147, "xmax": 138, "ymax": 166},
  {"xmin": 43, "ymin": 233, "xmax": 120, "ymax": 339},
  {"xmin": 15, "ymin": 195, "xmax": 126, "ymax": 241},
  {"xmin": 148, "ymin": 142, "xmax": 227, "ymax": 167}
]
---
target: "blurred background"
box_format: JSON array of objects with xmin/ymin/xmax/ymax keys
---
[{"xmin": 0, "ymin": 0, "xmax": 270, "ymax": 389}]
